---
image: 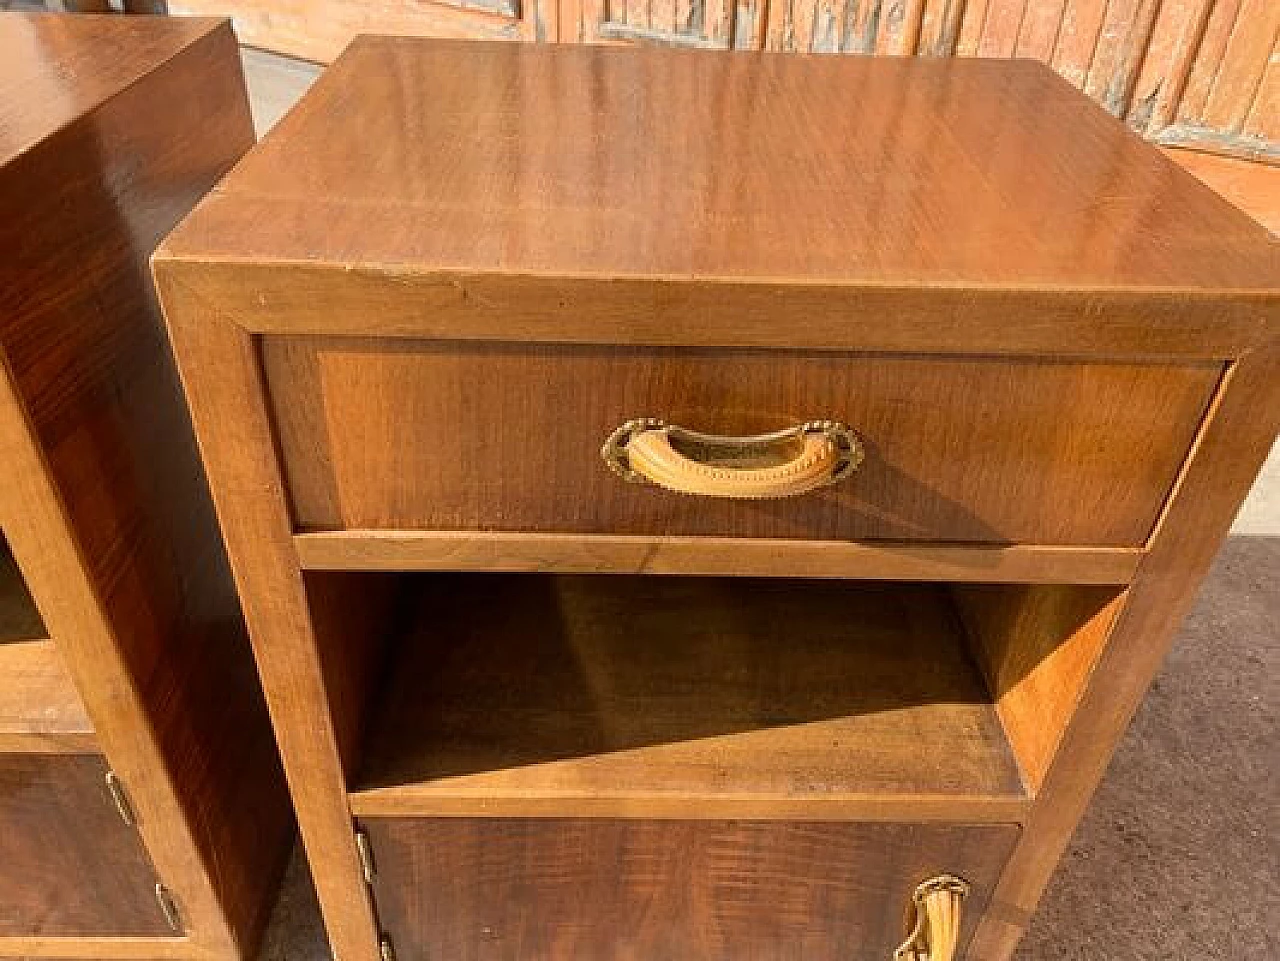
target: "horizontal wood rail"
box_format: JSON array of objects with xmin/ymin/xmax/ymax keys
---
[
  {"xmin": 293, "ymin": 531, "xmax": 1144, "ymax": 584},
  {"xmin": 0, "ymin": 937, "xmax": 195, "ymax": 960},
  {"xmin": 347, "ymin": 788, "xmax": 1033, "ymax": 822}
]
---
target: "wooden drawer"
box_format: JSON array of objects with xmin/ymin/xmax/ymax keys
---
[
  {"xmin": 361, "ymin": 819, "xmax": 1019, "ymax": 961},
  {"xmin": 0, "ymin": 753, "xmax": 170, "ymax": 936},
  {"xmin": 262, "ymin": 338, "xmax": 1218, "ymax": 546}
]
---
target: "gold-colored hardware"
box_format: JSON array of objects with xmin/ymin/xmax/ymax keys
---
[
  {"xmin": 602, "ymin": 419, "xmax": 863, "ymax": 499},
  {"xmin": 379, "ymin": 936, "xmax": 396, "ymax": 961},
  {"xmin": 355, "ymin": 827, "xmax": 376, "ymax": 884},
  {"xmin": 894, "ymin": 875, "xmax": 970, "ymax": 961},
  {"xmin": 105, "ymin": 770, "xmax": 136, "ymax": 827},
  {"xmin": 155, "ymin": 883, "xmax": 183, "ymax": 933}
]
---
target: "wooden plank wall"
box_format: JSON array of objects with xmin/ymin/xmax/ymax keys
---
[{"xmin": 170, "ymin": 0, "xmax": 1279, "ymax": 158}]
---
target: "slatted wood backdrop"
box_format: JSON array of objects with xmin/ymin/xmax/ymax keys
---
[{"xmin": 171, "ymin": 0, "xmax": 1277, "ymax": 157}]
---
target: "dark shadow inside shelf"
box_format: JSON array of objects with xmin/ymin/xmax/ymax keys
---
[
  {"xmin": 0, "ymin": 534, "xmax": 47, "ymax": 645},
  {"xmin": 351, "ymin": 573, "xmax": 1042, "ymax": 801}
]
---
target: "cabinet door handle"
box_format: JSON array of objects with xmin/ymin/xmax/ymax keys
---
[
  {"xmin": 602, "ymin": 419, "xmax": 863, "ymax": 499},
  {"xmin": 894, "ymin": 876, "xmax": 971, "ymax": 961}
]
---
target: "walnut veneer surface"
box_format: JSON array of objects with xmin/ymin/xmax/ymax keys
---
[
  {"xmin": 155, "ymin": 38, "xmax": 1279, "ymax": 961},
  {"xmin": 0, "ymin": 13, "xmax": 291, "ymax": 960}
]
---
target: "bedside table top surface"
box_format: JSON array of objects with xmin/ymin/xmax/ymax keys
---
[
  {"xmin": 0, "ymin": 13, "xmax": 224, "ymax": 168},
  {"xmin": 162, "ymin": 37, "xmax": 1276, "ymax": 295}
]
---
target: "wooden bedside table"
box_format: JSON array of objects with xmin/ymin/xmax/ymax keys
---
[
  {"xmin": 0, "ymin": 14, "xmax": 291, "ymax": 961},
  {"xmin": 154, "ymin": 39, "xmax": 1278, "ymax": 961}
]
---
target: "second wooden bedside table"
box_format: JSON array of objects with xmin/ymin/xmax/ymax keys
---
[
  {"xmin": 0, "ymin": 14, "xmax": 291, "ymax": 961},
  {"xmin": 154, "ymin": 39, "xmax": 1278, "ymax": 961}
]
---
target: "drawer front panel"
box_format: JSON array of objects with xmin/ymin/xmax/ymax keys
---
[
  {"xmin": 0, "ymin": 753, "xmax": 171, "ymax": 936},
  {"xmin": 262, "ymin": 339, "xmax": 1219, "ymax": 546},
  {"xmin": 362, "ymin": 819, "xmax": 1019, "ymax": 961}
]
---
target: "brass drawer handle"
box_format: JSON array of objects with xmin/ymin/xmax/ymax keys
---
[
  {"xmin": 602, "ymin": 419, "xmax": 863, "ymax": 499},
  {"xmin": 894, "ymin": 875, "xmax": 971, "ymax": 961}
]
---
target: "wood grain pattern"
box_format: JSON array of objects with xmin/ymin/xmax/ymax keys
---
[
  {"xmin": 262, "ymin": 339, "xmax": 1218, "ymax": 547},
  {"xmin": 952, "ymin": 585, "xmax": 1124, "ymax": 791},
  {"xmin": 294, "ymin": 531, "xmax": 1145, "ymax": 584},
  {"xmin": 351, "ymin": 575, "xmax": 1026, "ymax": 818},
  {"xmin": 0, "ymin": 15, "xmax": 290, "ymax": 960},
  {"xmin": 0, "ymin": 754, "xmax": 167, "ymax": 936},
  {"xmin": 157, "ymin": 42, "xmax": 1278, "ymax": 318},
  {"xmin": 363, "ymin": 819, "xmax": 1019, "ymax": 961},
  {"xmin": 0, "ymin": 13, "xmax": 215, "ymax": 165}
]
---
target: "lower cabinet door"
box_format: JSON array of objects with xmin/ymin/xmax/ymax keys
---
[
  {"xmin": 0, "ymin": 753, "xmax": 171, "ymax": 936},
  {"xmin": 362, "ymin": 819, "xmax": 1019, "ymax": 961}
]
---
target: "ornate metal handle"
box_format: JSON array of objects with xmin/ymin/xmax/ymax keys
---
[
  {"xmin": 894, "ymin": 876, "xmax": 971, "ymax": 961},
  {"xmin": 602, "ymin": 419, "xmax": 863, "ymax": 500}
]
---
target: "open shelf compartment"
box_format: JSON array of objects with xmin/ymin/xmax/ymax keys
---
[
  {"xmin": 314, "ymin": 571, "xmax": 1123, "ymax": 821},
  {"xmin": 0, "ymin": 534, "xmax": 96, "ymax": 752}
]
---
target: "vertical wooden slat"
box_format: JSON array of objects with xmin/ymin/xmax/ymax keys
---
[
  {"xmin": 918, "ymin": 0, "xmax": 967, "ymax": 54},
  {"xmin": 843, "ymin": 0, "xmax": 884, "ymax": 52},
  {"xmin": 899, "ymin": 0, "xmax": 928, "ymax": 52},
  {"xmin": 789, "ymin": 0, "xmax": 818, "ymax": 49},
  {"xmin": 1083, "ymin": 0, "xmax": 1139, "ymax": 101},
  {"xmin": 651, "ymin": 0, "xmax": 678, "ymax": 32},
  {"xmin": 956, "ymin": 0, "xmax": 993, "ymax": 55},
  {"xmin": 1202, "ymin": 0, "xmax": 1280, "ymax": 132},
  {"xmin": 917, "ymin": 0, "xmax": 948, "ymax": 53},
  {"xmin": 937, "ymin": 0, "xmax": 969, "ymax": 54},
  {"xmin": 734, "ymin": 0, "xmax": 769, "ymax": 47},
  {"xmin": 1015, "ymin": 0, "xmax": 1067, "ymax": 61},
  {"xmin": 1087, "ymin": 0, "xmax": 1163, "ymax": 115},
  {"xmin": 1136, "ymin": 0, "xmax": 1215, "ymax": 132},
  {"xmin": 626, "ymin": 0, "xmax": 649, "ymax": 27},
  {"xmin": 1178, "ymin": 0, "xmax": 1244, "ymax": 123},
  {"xmin": 705, "ymin": 0, "xmax": 735, "ymax": 42},
  {"xmin": 559, "ymin": 0, "xmax": 585, "ymax": 40},
  {"xmin": 765, "ymin": 0, "xmax": 792, "ymax": 48},
  {"xmin": 1242, "ymin": 40, "xmax": 1279, "ymax": 141},
  {"xmin": 537, "ymin": 0, "xmax": 560, "ymax": 41},
  {"xmin": 812, "ymin": 0, "xmax": 844, "ymax": 50},
  {"xmin": 874, "ymin": 0, "xmax": 907, "ymax": 51},
  {"xmin": 674, "ymin": 0, "xmax": 696, "ymax": 33},
  {"xmin": 1052, "ymin": 0, "xmax": 1111, "ymax": 88},
  {"xmin": 979, "ymin": 0, "xmax": 1029, "ymax": 57}
]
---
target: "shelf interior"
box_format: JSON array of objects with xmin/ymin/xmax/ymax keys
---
[
  {"xmin": 0, "ymin": 535, "xmax": 96, "ymax": 752},
  {"xmin": 347, "ymin": 573, "xmax": 1034, "ymax": 817}
]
